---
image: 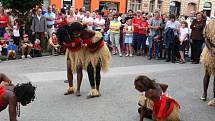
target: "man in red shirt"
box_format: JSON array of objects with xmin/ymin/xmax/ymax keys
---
[
  {"xmin": 0, "ymin": 8, "xmax": 9, "ymax": 37},
  {"xmin": 138, "ymin": 16, "xmax": 149, "ymax": 56},
  {"xmin": 132, "ymin": 10, "xmax": 142, "ymax": 54}
]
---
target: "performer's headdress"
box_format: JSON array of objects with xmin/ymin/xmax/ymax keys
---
[{"xmin": 57, "ymin": 22, "xmax": 84, "ymax": 43}]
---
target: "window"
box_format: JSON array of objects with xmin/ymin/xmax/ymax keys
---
[
  {"xmin": 84, "ymin": 0, "xmax": 91, "ymax": 11},
  {"xmin": 158, "ymin": 1, "xmax": 162, "ymax": 10},
  {"xmin": 149, "ymin": 0, "xmax": 155, "ymax": 13},
  {"xmin": 130, "ymin": 0, "xmax": 142, "ymax": 11}
]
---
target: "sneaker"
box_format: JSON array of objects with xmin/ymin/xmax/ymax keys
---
[
  {"xmin": 125, "ymin": 54, "xmax": 129, "ymax": 57},
  {"xmin": 129, "ymin": 54, "xmax": 133, "ymax": 57},
  {"xmin": 119, "ymin": 53, "xmax": 122, "ymax": 57},
  {"xmin": 21, "ymin": 55, "xmax": 25, "ymax": 59},
  {"xmin": 27, "ymin": 55, "xmax": 32, "ymax": 59}
]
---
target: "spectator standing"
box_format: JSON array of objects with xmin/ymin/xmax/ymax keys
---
[
  {"xmin": 124, "ymin": 19, "xmax": 134, "ymax": 57},
  {"xmin": 44, "ymin": 5, "xmax": 56, "ymax": 37},
  {"xmin": 132, "ymin": 10, "xmax": 142, "ymax": 54},
  {"xmin": 179, "ymin": 21, "xmax": 189, "ymax": 64},
  {"xmin": 12, "ymin": 20, "xmax": 20, "ymax": 46},
  {"xmin": 126, "ymin": 9, "xmax": 134, "ymax": 21},
  {"xmin": 66, "ymin": 9, "xmax": 77, "ymax": 24},
  {"xmin": 0, "ymin": 7, "xmax": 9, "ymax": 37},
  {"xmin": 120, "ymin": 14, "xmax": 127, "ymax": 53},
  {"xmin": 109, "ymin": 14, "xmax": 122, "ymax": 56},
  {"xmin": 21, "ymin": 34, "xmax": 33, "ymax": 59},
  {"xmin": 93, "ymin": 13, "xmax": 105, "ymax": 32},
  {"xmin": 31, "ymin": 7, "xmax": 48, "ymax": 52},
  {"xmin": 82, "ymin": 11, "xmax": 94, "ymax": 30},
  {"xmin": 138, "ymin": 16, "xmax": 149, "ymax": 56},
  {"xmin": 148, "ymin": 11, "xmax": 163, "ymax": 60},
  {"xmin": 164, "ymin": 14, "xmax": 180, "ymax": 63},
  {"xmin": 190, "ymin": 12, "xmax": 206, "ymax": 64}
]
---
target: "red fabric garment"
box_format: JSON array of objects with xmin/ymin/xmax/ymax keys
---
[
  {"xmin": 0, "ymin": 85, "xmax": 6, "ymax": 106},
  {"xmin": 132, "ymin": 17, "xmax": 142, "ymax": 33},
  {"xmin": 139, "ymin": 21, "xmax": 149, "ymax": 35},
  {"xmin": 84, "ymin": 38, "xmax": 104, "ymax": 53},
  {"xmin": 153, "ymin": 94, "xmax": 180, "ymax": 120},
  {"xmin": 65, "ymin": 38, "xmax": 82, "ymax": 52},
  {"xmin": 33, "ymin": 44, "xmax": 42, "ymax": 51},
  {"xmin": 0, "ymin": 15, "xmax": 9, "ymax": 27}
]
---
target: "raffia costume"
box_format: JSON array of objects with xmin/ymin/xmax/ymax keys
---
[
  {"xmin": 201, "ymin": 19, "xmax": 215, "ymax": 75},
  {"xmin": 138, "ymin": 93, "xmax": 180, "ymax": 121},
  {"xmin": 84, "ymin": 31, "xmax": 111, "ymax": 97},
  {"xmin": 57, "ymin": 22, "xmax": 85, "ymax": 94}
]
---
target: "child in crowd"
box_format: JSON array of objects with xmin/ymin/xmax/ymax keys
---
[
  {"xmin": 179, "ymin": 21, "xmax": 189, "ymax": 64},
  {"xmin": 6, "ymin": 39, "xmax": 17, "ymax": 60},
  {"xmin": 0, "ymin": 38, "xmax": 7, "ymax": 61},
  {"xmin": 124, "ymin": 19, "xmax": 133, "ymax": 57},
  {"xmin": 21, "ymin": 34, "xmax": 33, "ymax": 59},
  {"xmin": 13, "ymin": 19, "xmax": 20, "ymax": 46},
  {"xmin": 48, "ymin": 32, "xmax": 60, "ymax": 56},
  {"xmin": 4, "ymin": 27, "xmax": 12, "ymax": 42},
  {"xmin": 134, "ymin": 75, "xmax": 180, "ymax": 121},
  {"xmin": 32, "ymin": 39, "xmax": 42, "ymax": 57}
]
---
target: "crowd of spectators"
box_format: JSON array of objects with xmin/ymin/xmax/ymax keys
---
[{"xmin": 0, "ymin": 4, "xmax": 214, "ymax": 64}]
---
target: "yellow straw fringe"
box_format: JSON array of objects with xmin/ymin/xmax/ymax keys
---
[
  {"xmin": 201, "ymin": 47, "xmax": 215, "ymax": 75},
  {"xmin": 84, "ymin": 44, "xmax": 111, "ymax": 72},
  {"xmin": 65, "ymin": 48, "xmax": 85, "ymax": 73},
  {"xmin": 201, "ymin": 19, "xmax": 215, "ymax": 75}
]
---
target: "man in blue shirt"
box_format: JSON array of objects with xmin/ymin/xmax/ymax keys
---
[{"xmin": 44, "ymin": 5, "xmax": 56, "ymax": 37}]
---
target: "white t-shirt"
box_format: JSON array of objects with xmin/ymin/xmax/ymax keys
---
[
  {"xmin": 83, "ymin": 16, "xmax": 94, "ymax": 30},
  {"xmin": 13, "ymin": 26, "xmax": 20, "ymax": 37},
  {"xmin": 94, "ymin": 18, "xmax": 105, "ymax": 30},
  {"xmin": 179, "ymin": 27, "xmax": 189, "ymax": 42},
  {"xmin": 165, "ymin": 20, "xmax": 180, "ymax": 35}
]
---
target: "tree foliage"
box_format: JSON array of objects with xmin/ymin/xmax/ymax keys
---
[{"xmin": 2, "ymin": 0, "xmax": 42, "ymax": 14}]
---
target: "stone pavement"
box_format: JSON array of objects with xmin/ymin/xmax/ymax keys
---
[{"xmin": 0, "ymin": 56, "xmax": 214, "ymax": 121}]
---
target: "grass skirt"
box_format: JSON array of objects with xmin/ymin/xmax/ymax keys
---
[
  {"xmin": 65, "ymin": 49, "xmax": 84, "ymax": 73},
  {"xmin": 84, "ymin": 44, "xmax": 111, "ymax": 72},
  {"xmin": 201, "ymin": 47, "xmax": 215, "ymax": 75}
]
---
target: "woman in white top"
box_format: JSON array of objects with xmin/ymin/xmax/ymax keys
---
[
  {"xmin": 93, "ymin": 14, "xmax": 105, "ymax": 32},
  {"xmin": 12, "ymin": 19, "xmax": 20, "ymax": 46},
  {"xmin": 179, "ymin": 21, "xmax": 189, "ymax": 64}
]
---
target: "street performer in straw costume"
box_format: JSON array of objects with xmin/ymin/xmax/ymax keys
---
[
  {"xmin": 81, "ymin": 27, "xmax": 111, "ymax": 98},
  {"xmin": 134, "ymin": 75, "xmax": 180, "ymax": 121},
  {"xmin": 200, "ymin": 19, "xmax": 215, "ymax": 106},
  {"xmin": 57, "ymin": 22, "xmax": 85, "ymax": 96}
]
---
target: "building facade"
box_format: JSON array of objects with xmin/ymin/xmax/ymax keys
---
[
  {"xmin": 199, "ymin": 0, "xmax": 215, "ymax": 17},
  {"xmin": 47, "ymin": 0, "xmax": 215, "ymax": 17},
  {"xmin": 127, "ymin": 0, "xmax": 215, "ymax": 17},
  {"xmin": 49, "ymin": 0, "xmax": 127, "ymax": 13}
]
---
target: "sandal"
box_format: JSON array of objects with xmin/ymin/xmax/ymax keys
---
[
  {"xmin": 76, "ymin": 90, "xmax": 81, "ymax": 96},
  {"xmin": 64, "ymin": 86, "xmax": 74, "ymax": 95},
  {"xmin": 86, "ymin": 89, "xmax": 100, "ymax": 99}
]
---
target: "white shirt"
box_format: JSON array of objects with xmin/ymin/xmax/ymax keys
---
[
  {"xmin": 37, "ymin": 15, "xmax": 41, "ymax": 21},
  {"xmin": 13, "ymin": 25, "xmax": 20, "ymax": 37},
  {"xmin": 94, "ymin": 18, "xmax": 105, "ymax": 30},
  {"xmin": 179, "ymin": 27, "xmax": 189, "ymax": 42},
  {"xmin": 82, "ymin": 17, "xmax": 94, "ymax": 30}
]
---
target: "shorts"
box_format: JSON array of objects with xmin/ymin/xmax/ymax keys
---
[{"xmin": 124, "ymin": 35, "xmax": 133, "ymax": 44}]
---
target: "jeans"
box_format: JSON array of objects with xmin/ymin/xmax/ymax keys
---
[
  {"xmin": 191, "ymin": 40, "xmax": 203, "ymax": 62},
  {"xmin": 0, "ymin": 26, "xmax": 5, "ymax": 37},
  {"xmin": 137, "ymin": 34, "xmax": 147, "ymax": 53},
  {"xmin": 148, "ymin": 35, "xmax": 160, "ymax": 58}
]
